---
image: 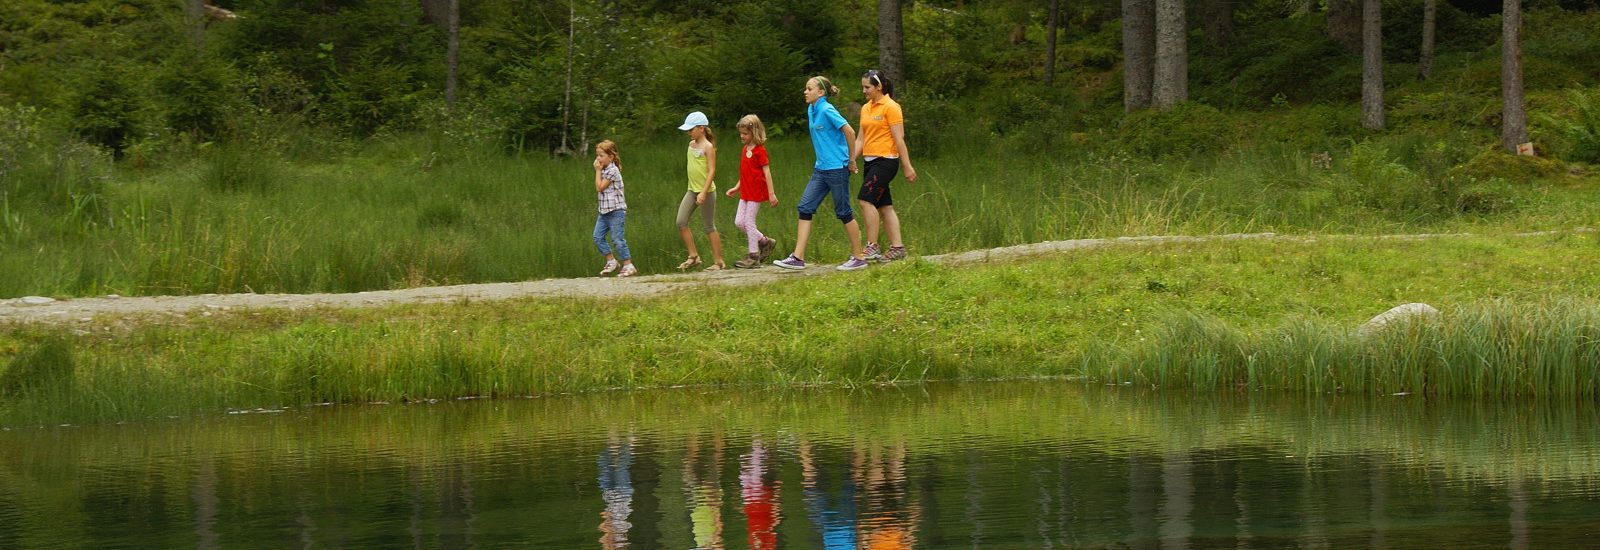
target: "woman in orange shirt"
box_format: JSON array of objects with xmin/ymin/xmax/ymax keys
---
[{"xmin": 851, "ymin": 69, "xmax": 918, "ymax": 262}]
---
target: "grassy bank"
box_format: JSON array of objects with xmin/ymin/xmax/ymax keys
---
[
  {"xmin": 2, "ymin": 130, "xmax": 1596, "ymax": 298},
  {"xmin": 5, "ymin": 231, "xmax": 1600, "ymax": 425}
]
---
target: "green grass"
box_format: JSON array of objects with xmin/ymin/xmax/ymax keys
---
[
  {"xmin": 1, "ymin": 131, "xmax": 1595, "ymax": 298},
  {"xmin": 7, "ymin": 232, "xmax": 1600, "ymax": 425}
]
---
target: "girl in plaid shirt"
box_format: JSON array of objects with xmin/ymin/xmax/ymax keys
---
[{"xmin": 593, "ymin": 140, "xmax": 636, "ymax": 277}]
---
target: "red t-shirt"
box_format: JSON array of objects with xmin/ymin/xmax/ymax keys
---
[{"xmin": 738, "ymin": 144, "xmax": 771, "ymax": 202}]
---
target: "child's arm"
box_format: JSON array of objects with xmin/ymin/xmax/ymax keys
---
[
  {"xmin": 891, "ymin": 124, "xmax": 917, "ymax": 182},
  {"xmin": 763, "ymin": 165, "xmax": 777, "ymax": 206},
  {"xmin": 851, "ymin": 126, "xmax": 864, "ymax": 174},
  {"xmin": 697, "ymin": 144, "xmax": 716, "ymax": 204},
  {"xmin": 841, "ymin": 124, "xmax": 858, "ymax": 173},
  {"xmin": 725, "ymin": 179, "xmax": 739, "ymax": 197},
  {"xmin": 594, "ymin": 163, "xmax": 611, "ymax": 192}
]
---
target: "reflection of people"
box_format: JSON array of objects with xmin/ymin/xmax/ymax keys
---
[
  {"xmin": 857, "ymin": 442, "xmax": 919, "ymax": 550},
  {"xmin": 801, "ymin": 440, "xmax": 859, "ymax": 549},
  {"xmin": 851, "ymin": 69, "xmax": 917, "ymax": 264},
  {"xmin": 684, "ymin": 432, "xmax": 726, "ymax": 549},
  {"xmin": 741, "ymin": 437, "xmax": 782, "ymax": 549},
  {"xmin": 596, "ymin": 434, "xmax": 635, "ymax": 548}
]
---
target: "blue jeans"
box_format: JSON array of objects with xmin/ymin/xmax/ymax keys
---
[
  {"xmin": 796, "ymin": 168, "xmax": 854, "ymax": 223},
  {"xmin": 593, "ymin": 209, "xmax": 629, "ymax": 260}
]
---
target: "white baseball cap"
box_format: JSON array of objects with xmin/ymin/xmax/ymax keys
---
[{"xmin": 678, "ymin": 111, "xmax": 709, "ymax": 131}]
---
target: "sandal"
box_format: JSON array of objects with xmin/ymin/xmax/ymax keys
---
[
  {"xmin": 703, "ymin": 261, "xmax": 726, "ymax": 271},
  {"xmin": 676, "ymin": 256, "xmax": 702, "ymax": 271}
]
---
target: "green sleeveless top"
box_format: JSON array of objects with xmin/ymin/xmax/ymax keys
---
[{"xmin": 686, "ymin": 143, "xmax": 713, "ymax": 193}]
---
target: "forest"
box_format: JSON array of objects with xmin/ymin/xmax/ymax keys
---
[{"xmin": 1, "ymin": 0, "xmax": 1598, "ymax": 296}]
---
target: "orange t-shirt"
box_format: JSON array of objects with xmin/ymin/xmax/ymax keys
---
[{"xmin": 858, "ymin": 95, "xmax": 904, "ymax": 158}]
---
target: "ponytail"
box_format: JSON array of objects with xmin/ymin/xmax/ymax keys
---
[{"xmin": 810, "ymin": 76, "xmax": 840, "ymax": 97}]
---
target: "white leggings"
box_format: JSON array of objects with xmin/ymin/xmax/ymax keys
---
[{"xmin": 733, "ymin": 199, "xmax": 766, "ymax": 253}]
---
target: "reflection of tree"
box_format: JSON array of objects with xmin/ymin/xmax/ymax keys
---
[
  {"xmin": 1157, "ymin": 451, "xmax": 1192, "ymax": 550},
  {"xmin": 597, "ymin": 433, "xmax": 636, "ymax": 549},
  {"xmin": 740, "ymin": 437, "xmax": 780, "ymax": 550},
  {"xmin": 684, "ymin": 432, "xmax": 725, "ymax": 550}
]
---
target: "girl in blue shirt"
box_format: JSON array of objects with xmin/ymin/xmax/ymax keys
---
[{"xmin": 773, "ymin": 76, "xmax": 869, "ymax": 272}]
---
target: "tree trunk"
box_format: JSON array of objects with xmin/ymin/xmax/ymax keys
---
[
  {"xmin": 1326, "ymin": 0, "xmax": 1362, "ymax": 52},
  {"xmin": 1361, "ymin": 0, "xmax": 1384, "ymax": 130},
  {"xmin": 1122, "ymin": 0, "xmax": 1155, "ymax": 112},
  {"xmin": 1045, "ymin": 0, "xmax": 1060, "ymax": 86},
  {"xmin": 445, "ymin": 0, "xmax": 459, "ymax": 106},
  {"xmin": 1203, "ymin": 0, "xmax": 1234, "ymax": 49},
  {"xmin": 1419, "ymin": 0, "xmax": 1436, "ymax": 80},
  {"xmin": 558, "ymin": 2, "xmax": 575, "ymax": 156},
  {"xmin": 1151, "ymin": 0, "xmax": 1186, "ymax": 109},
  {"xmin": 1501, "ymin": 0, "xmax": 1528, "ymax": 152},
  {"xmin": 879, "ymin": 0, "xmax": 907, "ymax": 90}
]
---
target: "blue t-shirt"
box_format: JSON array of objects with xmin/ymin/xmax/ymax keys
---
[{"xmin": 808, "ymin": 97, "xmax": 850, "ymax": 170}]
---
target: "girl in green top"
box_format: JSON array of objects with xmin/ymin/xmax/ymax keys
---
[{"xmin": 675, "ymin": 111, "xmax": 726, "ymax": 271}]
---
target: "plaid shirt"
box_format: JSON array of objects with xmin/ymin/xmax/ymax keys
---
[{"xmin": 597, "ymin": 163, "xmax": 626, "ymax": 214}]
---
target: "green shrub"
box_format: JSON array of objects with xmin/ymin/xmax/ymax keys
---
[
  {"xmin": 1539, "ymin": 87, "xmax": 1600, "ymax": 164},
  {"xmin": 1117, "ymin": 103, "xmax": 1236, "ymax": 158},
  {"xmin": 1452, "ymin": 147, "xmax": 1564, "ymax": 182},
  {"xmin": 0, "ymin": 337, "xmax": 75, "ymax": 397}
]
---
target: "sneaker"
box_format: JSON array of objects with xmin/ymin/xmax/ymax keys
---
[
  {"xmin": 757, "ymin": 237, "xmax": 778, "ymax": 263},
  {"xmin": 735, "ymin": 253, "xmax": 761, "ymax": 269},
  {"xmin": 599, "ymin": 259, "xmax": 620, "ymax": 275},
  {"xmin": 885, "ymin": 246, "xmax": 907, "ymax": 262},
  {"xmin": 836, "ymin": 257, "xmax": 869, "ymax": 271},
  {"xmin": 617, "ymin": 263, "xmax": 637, "ymax": 277},
  {"xmin": 863, "ymin": 242, "xmax": 884, "ymax": 263},
  {"xmin": 773, "ymin": 254, "xmax": 807, "ymax": 270}
]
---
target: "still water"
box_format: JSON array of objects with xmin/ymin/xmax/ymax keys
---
[{"xmin": 2, "ymin": 382, "xmax": 1599, "ymax": 548}]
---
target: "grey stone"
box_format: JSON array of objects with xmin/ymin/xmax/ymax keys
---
[
  {"xmin": 1359, "ymin": 303, "xmax": 1441, "ymax": 335},
  {"xmin": 19, "ymin": 296, "xmax": 55, "ymax": 305}
]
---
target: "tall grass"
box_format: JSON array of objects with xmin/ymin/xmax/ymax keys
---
[
  {"xmin": 1096, "ymin": 300, "xmax": 1600, "ymax": 397},
  {"xmin": 0, "ymin": 132, "xmax": 1593, "ymax": 298}
]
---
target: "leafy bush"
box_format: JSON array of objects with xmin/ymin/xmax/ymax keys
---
[
  {"xmin": 1452, "ymin": 147, "xmax": 1564, "ymax": 182},
  {"xmin": 1117, "ymin": 103, "xmax": 1236, "ymax": 158},
  {"xmin": 1539, "ymin": 87, "xmax": 1600, "ymax": 164}
]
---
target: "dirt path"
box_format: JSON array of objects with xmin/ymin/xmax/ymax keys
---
[{"xmin": 0, "ymin": 230, "xmax": 1570, "ymax": 324}]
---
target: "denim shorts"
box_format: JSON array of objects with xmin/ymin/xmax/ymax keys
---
[{"xmin": 796, "ymin": 168, "xmax": 853, "ymax": 223}]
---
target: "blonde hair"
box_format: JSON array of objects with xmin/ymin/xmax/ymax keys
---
[
  {"xmin": 809, "ymin": 76, "xmax": 840, "ymax": 97},
  {"xmin": 595, "ymin": 140, "xmax": 621, "ymax": 170},
  {"xmin": 736, "ymin": 114, "xmax": 767, "ymax": 145}
]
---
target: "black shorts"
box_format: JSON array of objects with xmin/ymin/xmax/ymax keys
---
[{"xmin": 857, "ymin": 157, "xmax": 899, "ymax": 207}]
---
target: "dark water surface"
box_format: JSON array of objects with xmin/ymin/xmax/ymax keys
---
[{"xmin": 2, "ymin": 382, "xmax": 1599, "ymax": 548}]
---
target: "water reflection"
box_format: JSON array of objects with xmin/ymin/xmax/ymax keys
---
[
  {"xmin": 740, "ymin": 437, "xmax": 780, "ymax": 549},
  {"xmin": 597, "ymin": 433, "xmax": 635, "ymax": 548},
  {"xmin": 3, "ymin": 382, "xmax": 1600, "ymax": 547}
]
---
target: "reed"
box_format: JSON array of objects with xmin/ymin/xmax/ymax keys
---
[{"xmin": 1100, "ymin": 300, "xmax": 1600, "ymax": 397}]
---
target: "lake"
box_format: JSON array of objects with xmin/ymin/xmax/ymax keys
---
[{"xmin": 2, "ymin": 381, "xmax": 1597, "ymax": 547}]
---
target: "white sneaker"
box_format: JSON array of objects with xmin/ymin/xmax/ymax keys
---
[
  {"xmin": 599, "ymin": 259, "xmax": 620, "ymax": 275},
  {"xmin": 617, "ymin": 264, "xmax": 637, "ymax": 277}
]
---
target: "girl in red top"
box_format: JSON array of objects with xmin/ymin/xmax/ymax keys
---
[{"xmin": 725, "ymin": 114, "xmax": 780, "ymax": 269}]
